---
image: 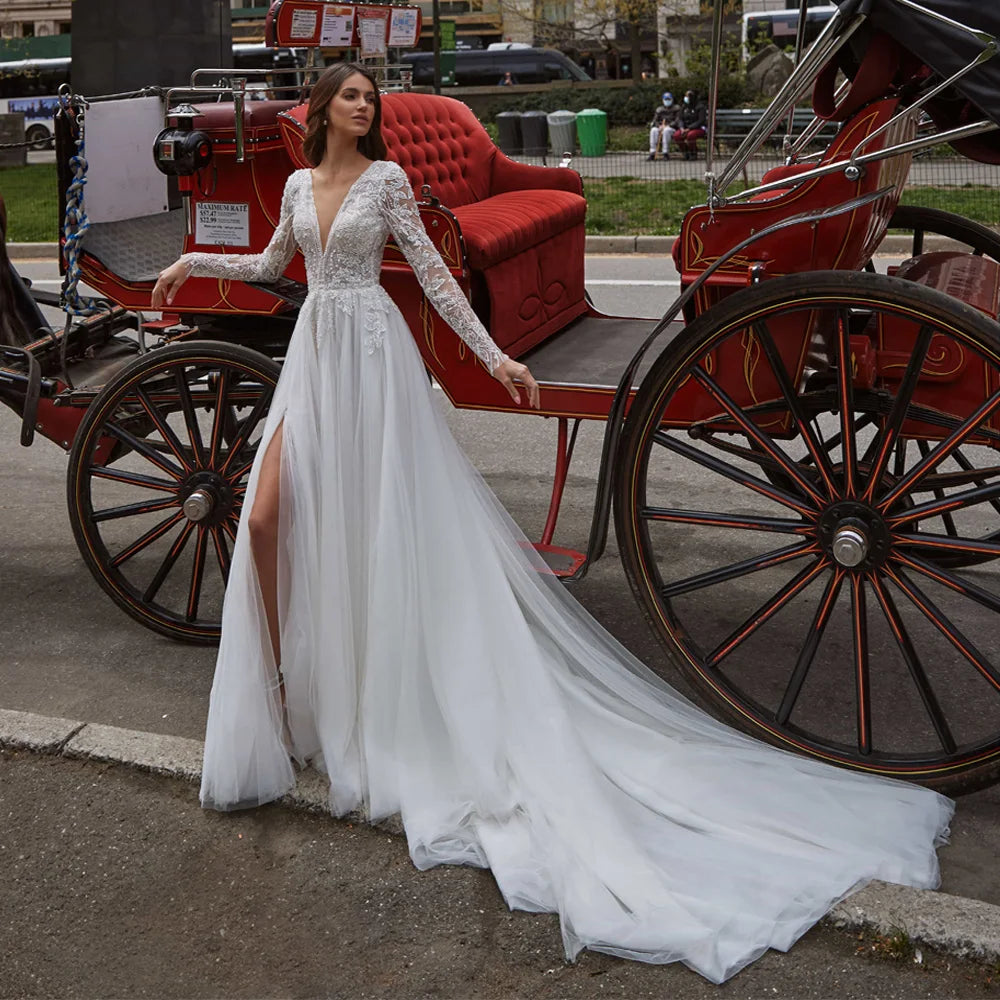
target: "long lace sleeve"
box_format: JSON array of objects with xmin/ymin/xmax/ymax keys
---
[
  {"xmin": 380, "ymin": 163, "xmax": 508, "ymax": 373},
  {"xmin": 181, "ymin": 171, "xmax": 300, "ymax": 282}
]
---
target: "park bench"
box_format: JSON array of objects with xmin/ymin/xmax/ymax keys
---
[{"xmin": 712, "ymin": 107, "xmax": 840, "ymax": 154}]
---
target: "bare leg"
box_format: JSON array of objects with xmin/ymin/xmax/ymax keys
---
[{"xmin": 248, "ymin": 421, "xmax": 285, "ymax": 693}]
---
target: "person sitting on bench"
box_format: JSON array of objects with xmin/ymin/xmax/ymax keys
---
[
  {"xmin": 648, "ymin": 91, "xmax": 679, "ymax": 161},
  {"xmin": 673, "ymin": 90, "xmax": 707, "ymax": 161}
]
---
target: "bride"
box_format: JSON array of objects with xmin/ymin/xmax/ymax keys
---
[{"xmin": 152, "ymin": 62, "xmax": 953, "ymax": 984}]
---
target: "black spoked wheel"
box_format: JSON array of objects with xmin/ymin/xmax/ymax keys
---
[
  {"xmin": 68, "ymin": 342, "xmax": 281, "ymax": 643},
  {"xmin": 616, "ymin": 270, "xmax": 1000, "ymax": 795},
  {"xmin": 883, "ymin": 205, "xmax": 1000, "ymax": 262}
]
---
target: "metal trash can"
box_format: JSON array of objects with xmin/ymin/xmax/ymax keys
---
[
  {"xmin": 496, "ymin": 111, "xmax": 523, "ymax": 156},
  {"xmin": 546, "ymin": 109, "xmax": 576, "ymax": 156},
  {"xmin": 520, "ymin": 110, "xmax": 548, "ymax": 156},
  {"xmin": 576, "ymin": 107, "xmax": 607, "ymax": 157}
]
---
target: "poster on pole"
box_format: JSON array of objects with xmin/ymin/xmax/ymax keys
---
[
  {"xmin": 387, "ymin": 6, "xmax": 419, "ymax": 47},
  {"xmin": 320, "ymin": 4, "xmax": 355, "ymax": 46}
]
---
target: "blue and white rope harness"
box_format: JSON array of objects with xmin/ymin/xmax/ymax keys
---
[{"xmin": 59, "ymin": 93, "xmax": 106, "ymax": 318}]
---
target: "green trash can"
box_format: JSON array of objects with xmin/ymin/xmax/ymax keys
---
[{"xmin": 576, "ymin": 108, "xmax": 607, "ymax": 157}]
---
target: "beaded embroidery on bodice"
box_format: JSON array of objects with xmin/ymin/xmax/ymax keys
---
[{"xmin": 181, "ymin": 160, "xmax": 508, "ymax": 370}]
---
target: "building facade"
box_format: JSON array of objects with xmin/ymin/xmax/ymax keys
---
[{"xmin": 0, "ymin": 0, "xmax": 71, "ymax": 38}]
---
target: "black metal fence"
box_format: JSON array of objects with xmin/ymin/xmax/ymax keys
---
[{"xmin": 503, "ymin": 147, "xmax": 1000, "ymax": 235}]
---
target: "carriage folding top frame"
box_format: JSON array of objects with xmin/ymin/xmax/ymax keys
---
[{"xmin": 4, "ymin": 0, "xmax": 1000, "ymax": 793}]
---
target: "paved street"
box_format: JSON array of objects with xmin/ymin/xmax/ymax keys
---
[
  {"xmin": 4, "ymin": 254, "xmax": 1000, "ymax": 995},
  {"xmin": 4, "ymin": 745, "xmax": 999, "ymax": 999}
]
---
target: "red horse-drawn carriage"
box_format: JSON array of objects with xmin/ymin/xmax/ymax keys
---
[{"xmin": 4, "ymin": 0, "xmax": 1000, "ymax": 793}]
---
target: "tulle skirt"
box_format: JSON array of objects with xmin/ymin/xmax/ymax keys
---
[{"xmin": 200, "ymin": 285, "xmax": 953, "ymax": 984}]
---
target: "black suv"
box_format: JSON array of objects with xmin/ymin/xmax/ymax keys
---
[{"xmin": 401, "ymin": 48, "xmax": 591, "ymax": 87}]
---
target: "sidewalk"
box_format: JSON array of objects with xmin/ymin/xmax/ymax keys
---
[{"xmin": 4, "ymin": 703, "xmax": 1000, "ymax": 995}]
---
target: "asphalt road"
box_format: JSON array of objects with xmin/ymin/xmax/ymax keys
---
[
  {"xmin": 4, "ymin": 745, "xmax": 999, "ymax": 999},
  {"xmin": 4, "ymin": 254, "xmax": 1000, "ymax": 995}
]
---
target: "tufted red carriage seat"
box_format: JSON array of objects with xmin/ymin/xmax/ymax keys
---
[{"xmin": 279, "ymin": 93, "xmax": 588, "ymax": 358}]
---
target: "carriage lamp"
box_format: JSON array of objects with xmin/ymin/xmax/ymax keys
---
[{"xmin": 153, "ymin": 128, "xmax": 213, "ymax": 176}]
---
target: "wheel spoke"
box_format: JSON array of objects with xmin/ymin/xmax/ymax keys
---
[
  {"xmin": 869, "ymin": 572, "xmax": 957, "ymax": 754},
  {"xmin": 222, "ymin": 517, "xmax": 239, "ymax": 544},
  {"xmin": 91, "ymin": 466, "xmax": 178, "ymax": 494},
  {"xmin": 174, "ymin": 369, "xmax": 205, "ymax": 468},
  {"xmin": 690, "ymin": 366, "xmax": 827, "ymax": 506},
  {"xmin": 775, "ymin": 569, "xmax": 844, "ymax": 724},
  {"xmin": 661, "ymin": 541, "xmax": 817, "ymax": 599},
  {"xmin": 879, "ymin": 387, "xmax": 1000, "ymax": 513},
  {"xmin": 105, "ymin": 422, "xmax": 185, "ymax": 481},
  {"xmin": 893, "ymin": 550, "xmax": 1000, "ymax": 616},
  {"xmin": 887, "ymin": 478, "xmax": 1000, "ymax": 529},
  {"xmin": 892, "ymin": 438, "xmax": 907, "ymax": 479},
  {"xmin": 92, "ymin": 496, "xmax": 180, "ymax": 523},
  {"xmin": 186, "ymin": 527, "xmax": 209, "ymax": 622},
  {"xmin": 653, "ymin": 431, "xmax": 818, "ymax": 518},
  {"xmin": 134, "ymin": 385, "xmax": 194, "ymax": 473},
  {"xmin": 836, "ymin": 309, "xmax": 859, "ymax": 498},
  {"xmin": 706, "ymin": 558, "xmax": 828, "ymax": 667},
  {"xmin": 883, "ymin": 564, "xmax": 1000, "ymax": 693},
  {"xmin": 208, "ymin": 368, "xmax": 231, "ymax": 467},
  {"xmin": 895, "ymin": 531, "xmax": 1000, "ymax": 559},
  {"xmin": 642, "ymin": 508, "xmax": 812, "ymax": 535},
  {"xmin": 218, "ymin": 385, "xmax": 274, "ymax": 476},
  {"xmin": 753, "ymin": 320, "xmax": 838, "ymax": 496},
  {"xmin": 225, "ymin": 454, "xmax": 256, "ymax": 486},
  {"xmin": 850, "ymin": 573, "xmax": 872, "ymax": 755},
  {"xmin": 211, "ymin": 526, "xmax": 231, "ymax": 585},
  {"xmin": 861, "ymin": 326, "xmax": 933, "ymax": 502},
  {"xmin": 916, "ymin": 439, "xmax": 958, "ymax": 536},
  {"xmin": 142, "ymin": 520, "xmax": 195, "ymax": 602},
  {"xmin": 111, "ymin": 510, "xmax": 186, "ymax": 567},
  {"xmin": 951, "ymin": 448, "xmax": 1000, "ymax": 515}
]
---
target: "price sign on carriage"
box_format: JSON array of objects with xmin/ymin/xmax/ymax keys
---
[
  {"xmin": 388, "ymin": 6, "xmax": 419, "ymax": 47},
  {"xmin": 267, "ymin": 1, "xmax": 422, "ymax": 48},
  {"xmin": 356, "ymin": 6, "xmax": 389, "ymax": 56},
  {"xmin": 321, "ymin": 4, "xmax": 355, "ymax": 46},
  {"xmin": 195, "ymin": 202, "xmax": 251, "ymax": 247}
]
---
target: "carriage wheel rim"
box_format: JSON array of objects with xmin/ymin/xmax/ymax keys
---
[
  {"xmin": 70, "ymin": 350, "xmax": 277, "ymax": 640},
  {"xmin": 622, "ymin": 277, "xmax": 1000, "ymax": 782}
]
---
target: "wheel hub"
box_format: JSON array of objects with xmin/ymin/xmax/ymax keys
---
[
  {"xmin": 831, "ymin": 524, "xmax": 868, "ymax": 567},
  {"xmin": 183, "ymin": 489, "xmax": 214, "ymax": 522},
  {"xmin": 817, "ymin": 500, "xmax": 891, "ymax": 570},
  {"xmin": 179, "ymin": 470, "xmax": 235, "ymax": 527}
]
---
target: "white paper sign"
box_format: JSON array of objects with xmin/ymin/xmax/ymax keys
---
[
  {"xmin": 359, "ymin": 15, "xmax": 387, "ymax": 55},
  {"xmin": 195, "ymin": 202, "xmax": 250, "ymax": 247},
  {"xmin": 321, "ymin": 4, "xmax": 355, "ymax": 46},
  {"xmin": 289, "ymin": 8, "xmax": 318, "ymax": 39},
  {"xmin": 388, "ymin": 8, "xmax": 419, "ymax": 47}
]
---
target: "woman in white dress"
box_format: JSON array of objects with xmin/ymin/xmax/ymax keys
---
[{"xmin": 152, "ymin": 63, "xmax": 953, "ymax": 984}]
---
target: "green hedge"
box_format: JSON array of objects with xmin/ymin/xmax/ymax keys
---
[{"xmin": 473, "ymin": 76, "xmax": 750, "ymax": 128}]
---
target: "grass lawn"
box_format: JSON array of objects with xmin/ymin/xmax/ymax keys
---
[
  {"xmin": 2, "ymin": 161, "xmax": 998, "ymax": 242},
  {"xmin": 0, "ymin": 163, "xmax": 59, "ymax": 242}
]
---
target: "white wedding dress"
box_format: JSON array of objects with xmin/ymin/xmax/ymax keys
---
[{"xmin": 184, "ymin": 160, "xmax": 953, "ymax": 984}]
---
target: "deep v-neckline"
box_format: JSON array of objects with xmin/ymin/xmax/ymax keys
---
[{"xmin": 309, "ymin": 161, "xmax": 376, "ymax": 255}]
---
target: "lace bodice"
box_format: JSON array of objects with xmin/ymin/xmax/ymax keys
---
[{"xmin": 181, "ymin": 161, "xmax": 508, "ymax": 372}]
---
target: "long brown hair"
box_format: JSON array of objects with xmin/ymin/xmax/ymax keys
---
[{"xmin": 302, "ymin": 62, "xmax": 387, "ymax": 167}]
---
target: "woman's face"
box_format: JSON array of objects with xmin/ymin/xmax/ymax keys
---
[{"xmin": 326, "ymin": 71, "xmax": 377, "ymax": 138}]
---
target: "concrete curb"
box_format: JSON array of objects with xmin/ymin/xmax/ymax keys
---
[
  {"xmin": 7, "ymin": 242, "xmax": 59, "ymax": 260},
  {"xmin": 10, "ymin": 234, "xmax": 969, "ymax": 260},
  {"xmin": 3, "ymin": 705, "xmax": 1000, "ymax": 965}
]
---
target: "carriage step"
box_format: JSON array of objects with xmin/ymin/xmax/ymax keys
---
[{"xmin": 533, "ymin": 544, "xmax": 587, "ymax": 578}]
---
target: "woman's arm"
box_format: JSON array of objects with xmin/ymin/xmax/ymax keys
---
[
  {"xmin": 380, "ymin": 163, "xmax": 539, "ymax": 408},
  {"xmin": 152, "ymin": 171, "xmax": 301, "ymax": 307}
]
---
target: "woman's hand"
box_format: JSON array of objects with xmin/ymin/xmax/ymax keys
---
[
  {"xmin": 151, "ymin": 258, "xmax": 192, "ymax": 309},
  {"xmin": 492, "ymin": 357, "xmax": 541, "ymax": 409}
]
